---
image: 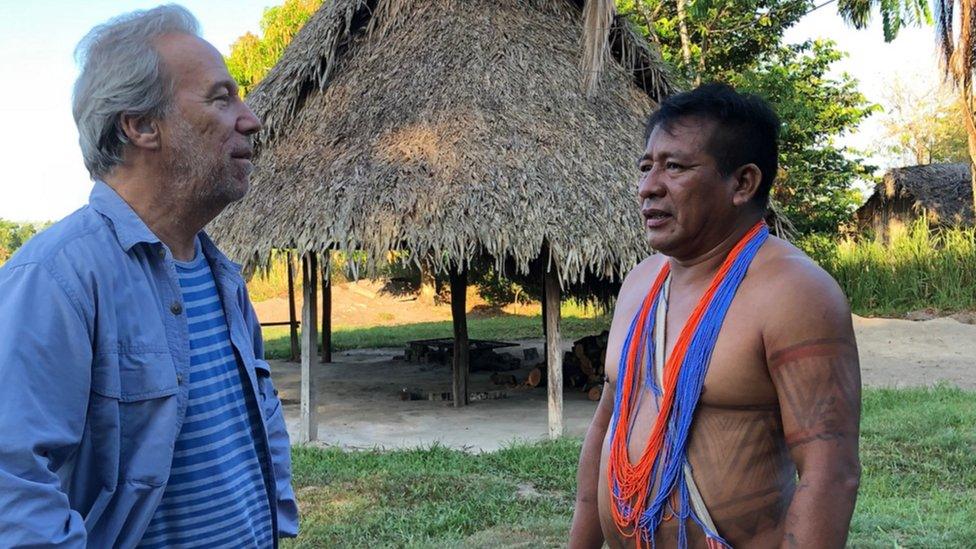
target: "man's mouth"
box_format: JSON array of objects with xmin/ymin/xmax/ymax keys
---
[{"xmin": 642, "ymin": 208, "xmax": 673, "ymax": 228}]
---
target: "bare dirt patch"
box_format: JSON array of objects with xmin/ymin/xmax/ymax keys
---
[
  {"xmin": 853, "ymin": 314, "xmax": 976, "ymax": 389},
  {"xmin": 272, "ymin": 314, "xmax": 976, "ymax": 452}
]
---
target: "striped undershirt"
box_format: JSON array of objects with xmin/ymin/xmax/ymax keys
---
[{"xmin": 139, "ymin": 241, "xmax": 274, "ymax": 548}]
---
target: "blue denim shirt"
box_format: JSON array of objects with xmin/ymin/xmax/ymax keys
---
[{"xmin": 0, "ymin": 181, "xmax": 298, "ymax": 547}]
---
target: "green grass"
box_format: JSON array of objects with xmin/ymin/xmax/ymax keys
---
[
  {"xmin": 849, "ymin": 386, "xmax": 976, "ymax": 547},
  {"xmin": 284, "ymin": 439, "xmax": 579, "ymax": 548},
  {"xmin": 802, "ymin": 221, "xmax": 976, "ymax": 316},
  {"xmin": 282, "ymin": 386, "xmax": 976, "ymax": 548},
  {"xmin": 262, "ymin": 312, "xmax": 611, "ymax": 359}
]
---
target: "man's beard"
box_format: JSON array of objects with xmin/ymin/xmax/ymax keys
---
[{"xmin": 164, "ymin": 117, "xmax": 250, "ymax": 208}]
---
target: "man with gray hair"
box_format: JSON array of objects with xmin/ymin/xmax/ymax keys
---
[{"xmin": 0, "ymin": 5, "xmax": 298, "ymax": 547}]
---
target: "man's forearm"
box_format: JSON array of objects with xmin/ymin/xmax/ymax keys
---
[
  {"xmin": 781, "ymin": 468, "xmax": 860, "ymax": 548},
  {"xmin": 568, "ymin": 438, "xmax": 605, "ymax": 548},
  {"xmin": 569, "ymin": 392, "xmax": 611, "ymax": 549}
]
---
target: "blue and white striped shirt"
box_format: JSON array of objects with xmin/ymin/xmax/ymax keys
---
[{"xmin": 139, "ymin": 242, "xmax": 274, "ymax": 548}]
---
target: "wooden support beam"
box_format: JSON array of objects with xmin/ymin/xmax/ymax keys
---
[
  {"xmin": 286, "ymin": 251, "xmax": 299, "ymax": 362},
  {"xmin": 543, "ymin": 258, "xmax": 563, "ymax": 439},
  {"xmin": 541, "ymin": 281, "xmax": 548, "ymax": 365},
  {"xmin": 449, "ymin": 268, "xmax": 469, "ymax": 407},
  {"xmin": 299, "ymin": 252, "xmax": 319, "ymax": 443},
  {"xmin": 320, "ymin": 250, "xmax": 332, "ymax": 363}
]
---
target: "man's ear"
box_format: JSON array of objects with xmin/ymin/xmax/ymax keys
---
[
  {"xmin": 731, "ymin": 163, "xmax": 763, "ymax": 207},
  {"xmin": 119, "ymin": 113, "xmax": 161, "ymax": 151}
]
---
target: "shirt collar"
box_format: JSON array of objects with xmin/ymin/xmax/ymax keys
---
[
  {"xmin": 88, "ymin": 180, "xmax": 161, "ymax": 252},
  {"xmin": 88, "ymin": 181, "xmax": 243, "ymax": 275},
  {"xmin": 199, "ymin": 231, "xmax": 243, "ymax": 275}
]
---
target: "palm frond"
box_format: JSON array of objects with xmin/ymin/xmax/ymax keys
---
[{"xmin": 581, "ymin": 0, "xmax": 615, "ymax": 97}]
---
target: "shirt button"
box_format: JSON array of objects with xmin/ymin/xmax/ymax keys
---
[
  {"xmin": 170, "ymin": 302, "xmax": 183, "ymax": 315},
  {"xmin": 177, "ymin": 373, "xmax": 183, "ymax": 384},
  {"xmin": 157, "ymin": 248, "xmax": 166, "ymax": 259}
]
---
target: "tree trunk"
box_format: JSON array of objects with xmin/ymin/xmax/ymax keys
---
[
  {"xmin": 965, "ymin": 90, "xmax": 976, "ymax": 218},
  {"xmin": 449, "ymin": 268, "xmax": 469, "ymax": 407},
  {"xmin": 677, "ymin": 0, "xmax": 693, "ymax": 68}
]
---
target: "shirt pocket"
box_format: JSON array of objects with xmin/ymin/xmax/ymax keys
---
[
  {"xmin": 253, "ymin": 361, "xmax": 281, "ymax": 420},
  {"xmin": 90, "ymin": 352, "xmax": 180, "ymax": 486}
]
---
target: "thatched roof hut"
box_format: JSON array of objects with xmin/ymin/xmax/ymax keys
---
[
  {"xmin": 209, "ymin": 0, "xmax": 680, "ymax": 441},
  {"xmin": 212, "ymin": 0, "xmax": 676, "ymax": 285},
  {"xmin": 856, "ymin": 163, "xmax": 974, "ymax": 238}
]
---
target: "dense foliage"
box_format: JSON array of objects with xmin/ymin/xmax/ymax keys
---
[{"xmin": 225, "ymin": 0, "xmax": 323, "ymax": 96}]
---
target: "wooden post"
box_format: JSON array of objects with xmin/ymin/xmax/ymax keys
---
[
  {"xmin": 541, "ymin": 280, "xmax": 548, "ymax": 365},
  {"xmin": 320, "ymin": 250, "xmax": 332, "ymax": 363},
  {"xmin": 299, "ymin": 252, "xmax": 319, "ymax": 443},
  {"xmin": 543, "ymin": 255, "xmax": 563, "ymax": 439},
  {"xmin": 286, "ymin": 251, "xmax": 299, "ymax": 362},
  {"xmin": 449, "ymin": 268, "xmax": 469, "ymax": 407}
]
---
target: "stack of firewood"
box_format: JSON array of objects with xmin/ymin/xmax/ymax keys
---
[{"xmin": 515, "ymin": 331, "xmax": 609, "ymax": 401}]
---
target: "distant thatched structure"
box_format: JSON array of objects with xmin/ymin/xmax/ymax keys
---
[
  {"xmin": 211, "ymin": 0, "xmax": 677, "ymax": 288},
  {"xmin": 856, "ymin": 163, "xmax": 974, "ymax": 239}
]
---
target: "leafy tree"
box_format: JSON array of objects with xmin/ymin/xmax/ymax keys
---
[
  {"xmin": 0, "ymin": 220, "xmax": 40, "ymax": 265},
  {"xmin": 879, "ymin": 78, "xmax": 970, "ymax": 165},
  {"xmin": 618, "ymin": 0, "xmax": 810, "ymax": 82},
  {"xmin": 619, "ymin": 1, "xmax": 876, "ymax": 234},
  {"xmin": 226, "ymin": 0, "xmax": 323, "ymax": 96},
  {"xmin": 730, "ymin": 41, "xmax": 875, "ymax": 233}
]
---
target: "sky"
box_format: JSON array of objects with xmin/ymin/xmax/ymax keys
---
[{"xmin": 0, "ymin": 1, "xmax": 946, "ymax": 222}]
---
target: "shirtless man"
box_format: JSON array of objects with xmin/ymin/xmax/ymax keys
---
[{"xmin": 569, "ymin": 83, "xmax": 861, "ymax": 548}]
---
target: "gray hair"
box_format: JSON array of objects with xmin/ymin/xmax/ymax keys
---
[{"xmin": 72, "ymin": 4, "xmax": 200, "ymax": 179}]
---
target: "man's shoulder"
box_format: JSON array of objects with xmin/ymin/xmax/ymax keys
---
[
  {"xmin": 749, "ymin": 236, "xmax": 844, "ymax": 302},
  {"xmin": 620, "ymin": 253, "xmax": 667, "ymax": 293},
  {"xmin": 747, "ymin": 236, "xmax": 854, "ymax": 346},
  {"xmin": 3, "ymin": 206, "xmax": 109, "ymax": 270},
  {"xmin": 0, "ymin": 206, "xmax": 118, "ymax": 298}
]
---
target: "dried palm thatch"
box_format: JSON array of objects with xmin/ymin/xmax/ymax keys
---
[
  {"xmin": 856, "ymin": 162, "xmax": 975, "ymax": 228},
  {"xmin": 210, "ymin": 0, "xmax": 680, "ymax": 290}
]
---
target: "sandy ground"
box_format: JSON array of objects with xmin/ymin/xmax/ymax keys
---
[{"xmin": 272, "ymin": 315, "xmax": 976, "ymax": 452}]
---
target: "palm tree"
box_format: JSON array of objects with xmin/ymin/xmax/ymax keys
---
[
  {"xmin": 836, "ymin": 0, "xmax": 931, "ymax": 41},
  {"xmin": 933, "ymin": 0, "xmax": 976, "ymax": 214}
]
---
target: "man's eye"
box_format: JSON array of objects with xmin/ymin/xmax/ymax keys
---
[
  {"xmin": 638, "ymin": 163, "xmax": 651, "ymax": 173},
  {"xmin": 666, "ymin": 162, "xmax": 682, "ymax": 170}
]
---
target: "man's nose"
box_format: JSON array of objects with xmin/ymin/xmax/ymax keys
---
[
  {"xmin": 237, "ymin": 102, "xmax": 262, "ymax": 136},
  {"xmin": 638, "ymin": 166, "xmax": 664, "ymax": 200}
]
